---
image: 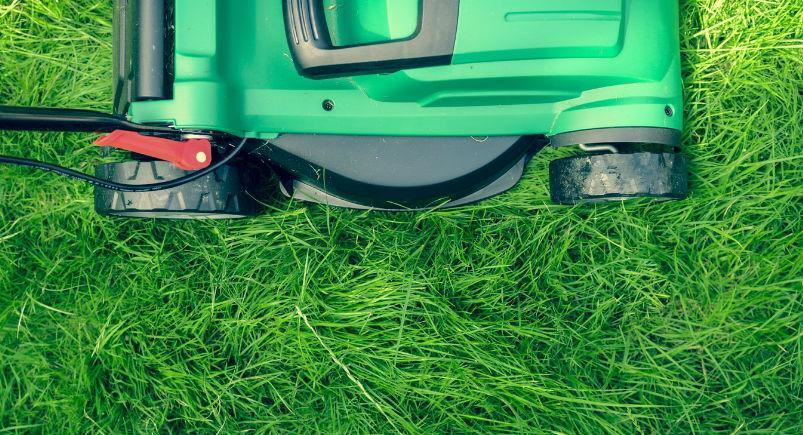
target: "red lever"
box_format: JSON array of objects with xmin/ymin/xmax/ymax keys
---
[{"xmin": 95, "ymin": 130, "xmax": 213, "ymax": 171}]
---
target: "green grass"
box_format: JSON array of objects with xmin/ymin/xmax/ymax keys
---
[{"xmin": 0, "ymin": 0, "xmax": 801, "ymax": 433}]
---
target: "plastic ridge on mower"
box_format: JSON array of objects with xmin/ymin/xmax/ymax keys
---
[{"xmin": 0, "ymin": 0, "xmax": 688, "ymax": 219}]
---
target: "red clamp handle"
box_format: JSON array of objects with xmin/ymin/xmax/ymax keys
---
[{"xmin": 95, "ymin": 130, "xmax": 212, "ymax": 171}]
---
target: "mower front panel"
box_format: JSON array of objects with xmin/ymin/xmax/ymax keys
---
[{"xmin": 124, "ymin": 0, "xmax": 682, "ymax": 138}]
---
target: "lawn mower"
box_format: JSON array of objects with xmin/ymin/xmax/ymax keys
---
[{"xmin": 0, "ymin": 0, "xmax": 688, "ymax": 218}]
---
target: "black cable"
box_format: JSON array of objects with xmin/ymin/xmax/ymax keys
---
[{"xmin": 0, "ymin": 138, "xmax": 249, "ymax": 192}]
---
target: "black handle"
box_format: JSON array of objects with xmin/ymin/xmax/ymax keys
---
[
  {"xmin": 0, "ymin": 106, "xmax": 175, "ymax": 134},
  {"xmin": 283, "ymin": 0, "xmax": 460, "ymax": 79}
]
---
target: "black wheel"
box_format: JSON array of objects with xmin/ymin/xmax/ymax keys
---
[
  {"xmin": 549, "ymin": 152, "xmax": 688, "ymax": 204},
  {"xmin": 94, "ymin": 161, "xmax": 266, "ymax": 219}
]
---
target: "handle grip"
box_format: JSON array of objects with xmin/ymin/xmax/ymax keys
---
[
  {"xmin": 0, "ymin": 106, "xmax": 174, "ymax": 134},
  {"xmin": 283, "ymin": 0, "xmax": 460, "ymax": 79}
]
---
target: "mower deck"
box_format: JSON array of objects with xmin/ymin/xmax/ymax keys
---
[{"xmin": 1, "ymin": 1, "xmax": 688, "ymax": 217}]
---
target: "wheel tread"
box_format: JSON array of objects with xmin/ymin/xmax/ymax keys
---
[
  {"xmin": 94, "ymin": 161, "xmax": 264, "ymax": 219},
  {"xmin": 549, "ymin": 152, "xmax": 688, "ymax": 204}
]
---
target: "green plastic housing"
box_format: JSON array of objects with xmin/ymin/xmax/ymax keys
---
[{"xmin": 126, "ymin": 0, "xmax": 683, "ymax": 139}]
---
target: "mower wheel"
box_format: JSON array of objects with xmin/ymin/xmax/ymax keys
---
[
  {"xmin": 549, "ymin": 152, "xmax": 688, "ymax": 204},
  {"xmin": 94, "ymin": 161, "xmax": 265, "ymax": 219}
]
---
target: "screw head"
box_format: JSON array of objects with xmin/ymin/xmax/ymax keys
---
[
  {"xmin": 664, "ymin": 105, "xmax": 674, "ymax": 117},
  {"xmin": 322, "ymin": 99, "xmax": 335, "ymax": 112}
]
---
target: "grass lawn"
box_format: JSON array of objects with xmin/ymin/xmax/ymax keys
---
[{"xmin": 1, "ymin": 0, "xmax": 801, "ymax": 433}]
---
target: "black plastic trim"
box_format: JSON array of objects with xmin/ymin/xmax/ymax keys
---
[
  {"xmin": 113, "ymin": 0, "xmax": 131, "ymax": 114},
  {"xmin": 550, "ymin": 127, "xmax": 682, "ymax": 148},
  {"xmin": 264, "ymin": 134, "xmax": 544, "ymax": 209},
  {"xmin": 283, "ymin": 154, "xmax": 533, "ymax": 210},
  {"xmin": 135, "ymin": 0, "xmax": 173, "ymax": 100},
  {"xmin": 283, "ymin": 0, "xmax": 459, "ymax": 78},
  {"xmin": 113, "ymin": 0, "xmax": 175, "ymax": 114}
]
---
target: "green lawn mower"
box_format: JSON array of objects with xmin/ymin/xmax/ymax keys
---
[{"xmin": 0, "ymin": 0, "xmax": 688, "ymax": 218}]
